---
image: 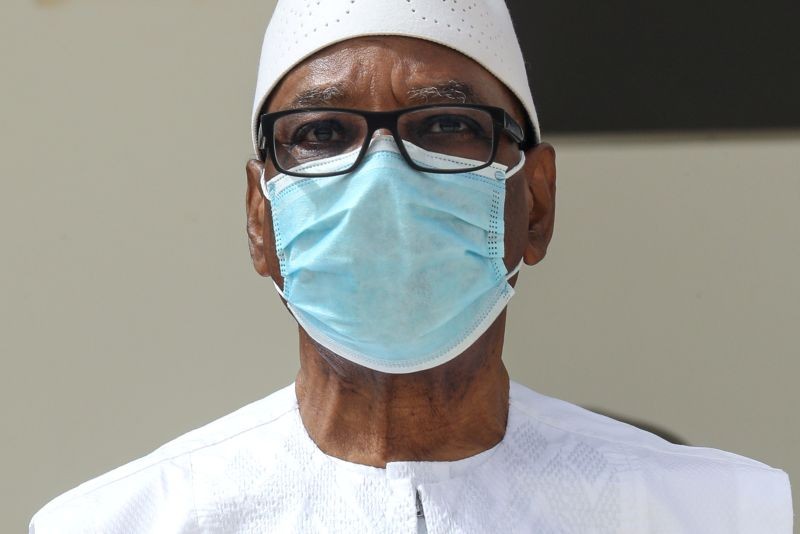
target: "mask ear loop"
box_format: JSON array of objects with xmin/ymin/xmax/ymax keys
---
[
  {"xmin": 504, "ymin": 151, "xmax": 526, "ymax": 179},
  {"xmin": 259, "ymin": 168, "xmax": 281, "ymax": 298},
  {"xmin": 272, "ymin": 279, "xmax": 287, "ymax": 299},
  {"xmin": 505, "ymin": 259, "xmax": 524, "ymax": 281},
  {"xmin": 259, "ymin": 168, "xmax": 270, "ymax": 199},
  {"xmin": 502, "ymin": 152, "xmax": 526, "ymax": 279},
  {"xmin": 259, "ymin": 167, "xmax": 285, "ymax": 299}
]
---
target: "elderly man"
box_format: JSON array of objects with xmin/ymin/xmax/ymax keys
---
[{"xmin": 31, "ymin": 0, "xmax": 792, "ymax": 532}]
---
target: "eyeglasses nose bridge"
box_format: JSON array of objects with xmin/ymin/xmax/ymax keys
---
[{"xmin": 364, "ymin": 111, "xmax": 403, "ymax": 142}]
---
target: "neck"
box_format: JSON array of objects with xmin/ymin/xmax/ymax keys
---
[{"xmin": 295, "ymin": 312, "xmax": 510, "ymax": 468}]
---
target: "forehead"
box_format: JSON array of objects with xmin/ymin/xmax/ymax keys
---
[{"xmin": 266, "ymin": 36, "xmax": 518, "ymax": 114}]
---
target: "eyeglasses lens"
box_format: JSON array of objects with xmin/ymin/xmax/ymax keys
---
[
  {"xmin": 272, "ymin": 111, "xmax": 368, "ymax": 172},
  {"xmin": 397, "ymin": 107, "xmax": 494, "ymax": 170},
  {"xmin": 271, "ymin": 107, "xmax": 496, "ymax": 175}
]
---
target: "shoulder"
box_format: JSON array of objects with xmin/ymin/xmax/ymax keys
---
[
  {"xmin": 508, "ymin": 381, "xmax": 793, "ymax": 532},
  {"xmin": 30, "ymin": 384, "xmax": 299, "ymax": 534}
]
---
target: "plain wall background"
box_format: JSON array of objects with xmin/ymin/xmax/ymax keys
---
[{"xmin": 1, "ymin": 1, "xmax": 797, "ymax": 531}]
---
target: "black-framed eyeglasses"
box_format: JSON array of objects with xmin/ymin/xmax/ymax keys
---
[{"xmin": 258, "ymin": 104, "xmax": 525, "ymax": 178}]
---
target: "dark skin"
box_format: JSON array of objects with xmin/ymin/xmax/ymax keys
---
[{"xmin": 245, "ymin": 36, "xmax": 556, "ymax": 467}]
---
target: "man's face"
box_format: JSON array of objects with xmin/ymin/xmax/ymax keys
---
[{"xmin": 247, "ymin": 35, "xmax": 555, "ymax": 295}]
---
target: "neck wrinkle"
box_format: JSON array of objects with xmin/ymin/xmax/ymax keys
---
[{"xmin": 294, "ymin": 315, "xmax": 511, "ymax": 468}]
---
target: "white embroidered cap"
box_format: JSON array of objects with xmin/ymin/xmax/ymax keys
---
[{"xmin": 251, "ymin": 0, "xmax": 540, "ymax": 154}]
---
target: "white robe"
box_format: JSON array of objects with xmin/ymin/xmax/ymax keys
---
[{"xmin": 30, "ymin": 382, "xmax": 793, "ymax": 533}]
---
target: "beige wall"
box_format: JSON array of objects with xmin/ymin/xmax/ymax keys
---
[{"xmin": 1, "ymin": 1, "xmax": 797, "ymax": 531}]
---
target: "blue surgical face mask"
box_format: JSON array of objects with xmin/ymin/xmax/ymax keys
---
[{"xmin": 261, "ymin": 136, "xmax": 525, "ymax": 374}]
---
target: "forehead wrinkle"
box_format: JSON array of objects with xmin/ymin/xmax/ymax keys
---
[
  {"xmin": 273, "ymin": 50, "xmax": 364, "ymax": 111},
  {"xmin": 272, "ymin": 40, "xmax": 498, "ymax": 112}
]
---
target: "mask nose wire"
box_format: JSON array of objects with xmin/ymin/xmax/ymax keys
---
[
  {"xmin": 369, "ymin": 128, "xmax": 399, "ymax": 145},
  {"xmin": 361, "ymin": 129, "xmax": 404, "ymax": 162}
]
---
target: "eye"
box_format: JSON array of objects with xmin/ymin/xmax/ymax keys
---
[
  {"xmin": 292, "ymin": 120, "xmax": 345, "ymax": 144},
  {"xmin": 421, "ymin": 114, "xmax": 486, "ymax": 137},
  {"xmin": 429, "ymin": 116, "xmax": 470, "ymax": 133}
]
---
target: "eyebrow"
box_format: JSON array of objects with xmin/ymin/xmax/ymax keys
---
[
  {"xmin": 281, "ymin": 79, "xmax": 485, "ymax": 110},
  {"xmin": 406, "ymin": 80, "xmax": 484, "ymax": 105},
  {"xmin": 285, "ymin": 84, "xmax": 348, "ymax": 109}
]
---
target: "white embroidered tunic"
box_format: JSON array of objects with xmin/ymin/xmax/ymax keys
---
[{"xmin": 30, "ymin": 382, "xmax": 793, "ymax": 533}]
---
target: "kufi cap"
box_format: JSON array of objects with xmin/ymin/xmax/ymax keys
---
[{"xmin": 251, "ymin": 0, "xmax": 540, "ymax": 154}]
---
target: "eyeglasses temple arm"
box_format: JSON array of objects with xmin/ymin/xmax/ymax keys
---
[
  {"xmin": 502, "ymin": 112, "xmax": 525, "ymax": 144},
  {"xmin": 257, "ymin": 124, "xmax": 268, "ymax": 160}
]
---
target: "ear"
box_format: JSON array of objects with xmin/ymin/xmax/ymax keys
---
[
  {"xmin": 245, "ymin": 159, "xmax": 271, "ymax": 277},
  {"xmin": 522, "ymin": 142, "xmax": 556, "ymax": 266}
]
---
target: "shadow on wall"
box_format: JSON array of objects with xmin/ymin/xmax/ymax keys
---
[{"xmin": 585, "ymin": 407, "xmax": 688, "ymax": 445}]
